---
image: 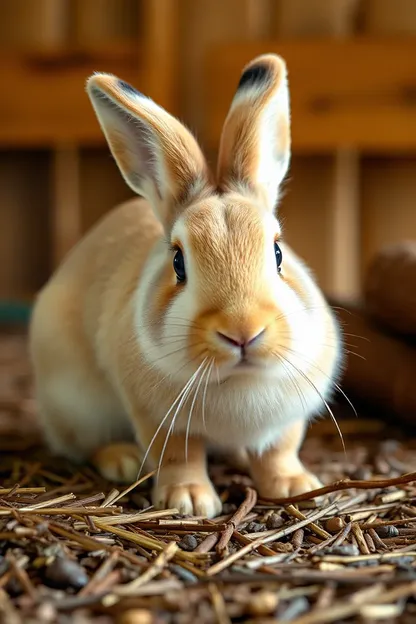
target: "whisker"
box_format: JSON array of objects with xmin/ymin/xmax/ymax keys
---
[
  {"xmin": 138, "ymin": 364, "xmax": 203, "ymax": 479},
  {"xmin": 282, "ymin": 344, "xmax": 357, "ymax": 419},
  {"xmin": 185, "ymin": 358, "xmax": 209, "ymax": 462},
  {"xmin": 278, "ymin": 357, "xmax": 308, "ymax": 416},
  {"xmin": 144, "ymin": 351, "xmax": 209, "ymax": 397},
  {"xmin": 215, "ymin": 363, "xmax": 220, "ymax": 386},
  {"xmin": 202, "ymin": 358, "xmax": 215, "ymax": 431},
  {"xmin": 148, "ymin": 342, "xmax": 207, "ymax": 365},
  {"xmin": 156, "ymin": 360, "xmax": 206, "ymax": 482},
  {"xmin": 275, "ymin": 352, "xmax": 346, "ymax": 456}
]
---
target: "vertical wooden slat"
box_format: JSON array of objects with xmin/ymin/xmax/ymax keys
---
[
  {"xmin": 331, "ymin": 151, "xmax": 361, "ymax": 299},
  {"xmin": 276, "ymin": 0, "xmax": 361, "ymax": 301},
  {"xmin": 141, "ymin": 0, "xmax": 179, "ymax": 114},
  {"xmin": 51, "ymin": 146, "xmax": 81, "ymax": 267},
  {"xmin": 79, "ymin": 148, "xmax": 132, "ymax": 233},
  {"xmin": 278, "ymin": 156, "xmax": 334, "ymax": 287},
  {"xmin": 0, "ymin": 151, "xmax": 50, "ymax": 297},
  {"xmin": 245, "ymin": 0, "xmax": 274, "ymax": 40}
]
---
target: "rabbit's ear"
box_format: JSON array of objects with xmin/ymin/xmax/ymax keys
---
[
  {"xmin": 86, "ymin": 74, "xmax": 211, "ymax": 227},
  {"xmin": 217, "ymin": 54, "xmax": 291, "ymax": 212}
]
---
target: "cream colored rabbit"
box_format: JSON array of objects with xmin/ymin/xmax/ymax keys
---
[{"xmin": 29, "ymin": 54, "xmax": 342, "ymax": 518}]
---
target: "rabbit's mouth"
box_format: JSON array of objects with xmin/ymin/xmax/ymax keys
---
[{"xmin": 233, "ymin": 355, "xmax": 269, "ymax": 373}]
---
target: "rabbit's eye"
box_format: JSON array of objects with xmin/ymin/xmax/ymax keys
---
[
  {"xmin": 173, "ymin": 248, "xmax": 186, "ymax": 283},
  {"xmin": 274, "ymin": 241, "xmax": 282, "ymax": 273}
]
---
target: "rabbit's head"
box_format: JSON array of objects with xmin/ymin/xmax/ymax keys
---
[{"xmin": 87, "ymin": 55, "xmax": 340, "ymax": 388}]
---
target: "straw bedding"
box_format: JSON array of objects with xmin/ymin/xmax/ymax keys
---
[{"xmin": 1, "ymin": 331, "xmax": 416, "ymax": 623}]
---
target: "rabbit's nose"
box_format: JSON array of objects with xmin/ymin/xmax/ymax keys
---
[{"xmin": 216, "ymin": 328, "xmax": 265, "ymax": 349}]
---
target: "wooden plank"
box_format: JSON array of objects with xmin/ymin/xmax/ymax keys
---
[
  {"xmin": 205, "ymin": 38, "xmax": 416, "ymax": 152},
  {"xmin": 0, "ymin": 44, "xmax": 161, "ymax": 146}
]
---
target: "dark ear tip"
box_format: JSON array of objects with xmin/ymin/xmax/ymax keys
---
[
  {"xmin": 118, "ymin": 79, "xmax": 144, "ymax": 98},
  {"xmin": 237, "ymin": 63, "xmax": 270, "ymax": 91}
]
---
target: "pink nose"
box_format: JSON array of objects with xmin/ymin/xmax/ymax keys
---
[{"xmin": 217, "ymin": 329, "xmax": 265, "ymax": 349}]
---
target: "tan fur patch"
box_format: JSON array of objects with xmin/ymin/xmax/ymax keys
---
[{"xmin": 183, "ymin": 195, "xmax": 293, "ymax": 364}]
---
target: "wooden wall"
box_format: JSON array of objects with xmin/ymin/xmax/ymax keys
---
[{"xmin": 0, "ymin": 0, "xmax": 415, "ymax": 302}]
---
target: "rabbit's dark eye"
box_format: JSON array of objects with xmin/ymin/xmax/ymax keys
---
[
  {"xmin": 173, "ymin": 249, "xmax": 186, "ymax": 283},
  {"xmin": 274, "ymin": 241, "xmax": 282, "ymax": 273}
]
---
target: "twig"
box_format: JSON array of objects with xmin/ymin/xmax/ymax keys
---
[
  {"xmin": 285, "ymin": 505, "xmax": 331, "ymax": 540},
  {"xmin": 113, "ymin": 541, "xmax": 178, "ymax": 595},
  {"xmin": 217, "ymin": 487, "xmax": 257, "ymax": 555},
  {"xmin": 260, "ymin": 472, "xmax": 416, "ymax": 505},
  {"xmin": 104, "ymin": 470, "xmax": 156, "ymax": 506},
  {"xmin": 206, "ymin": 502, "xmax": 340, "ymax": 576}
]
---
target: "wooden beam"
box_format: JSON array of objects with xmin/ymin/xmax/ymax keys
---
[{"xmin": 205, "ymin": 38, "xmax": 416, "ymax": 152}]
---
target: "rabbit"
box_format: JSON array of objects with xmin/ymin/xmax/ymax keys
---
[{"xmin": 29, "ymin": 53, "xmax": 343, "ymax": 518}]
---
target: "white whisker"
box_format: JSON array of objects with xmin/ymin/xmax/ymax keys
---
[
  {"xmin": 276, "ymin": 351, "xmax": 346, "ymax": 456},
  {"xmin": 202, "ymin": 358, "xmax": 215, "ymax": 432},
  {"xmin": 156, "ymin": 359, "xmax": 207, "ymax": 483},
  {"xmin": 138, "ymin": 362, "xmax": 204, "ymax": 479},
  {"xmin": 184, "ymin": 357, "xmax": 209, "ymax": 462}
]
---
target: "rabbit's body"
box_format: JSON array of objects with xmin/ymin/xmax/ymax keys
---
[{"xmin": 30, "ymin": 54, "xmax": 342, "ymax": 517}]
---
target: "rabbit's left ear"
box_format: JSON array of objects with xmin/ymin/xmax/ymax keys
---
[{"xmin": 217, "ymin": 54, "xmax": 291, "ymax": 212}]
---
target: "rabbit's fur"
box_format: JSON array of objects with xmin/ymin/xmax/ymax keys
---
[{"xmin": 29, "ymin": 54, "xmax": 342, "ymax": 517}]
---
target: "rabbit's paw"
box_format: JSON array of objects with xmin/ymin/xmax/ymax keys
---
[
  {"xmin": 258, "ymin": 469, "xmax": 323, "ymax": 500},
  {"xmin": 92, "ymin": 443, "xmax": 142, "ymax": 483},
  {"xmin": 153, "ymin": 480, "xmax": 222, "ymax": 518}
]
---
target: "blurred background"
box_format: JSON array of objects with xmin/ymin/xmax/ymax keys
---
[{"xmin": 0, "ymin": 0, "xmax": 416, "ymax": 310}]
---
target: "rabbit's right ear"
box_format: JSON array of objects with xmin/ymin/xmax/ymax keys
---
[{"xmin": 86, "ymin": 74, "xmax": 211, "ymax": 228}]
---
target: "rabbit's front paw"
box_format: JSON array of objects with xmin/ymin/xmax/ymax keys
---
[
  {"xmin": 258, "ymin": 470, "xmax": 323, "ymax": 500},
  {"xmin": 153, "ymin": 479, "xmax": 222, "ymax": 518},
  {"xmin": 91, "ymin": 443, "xmax": 142, "ymax": 484}
]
